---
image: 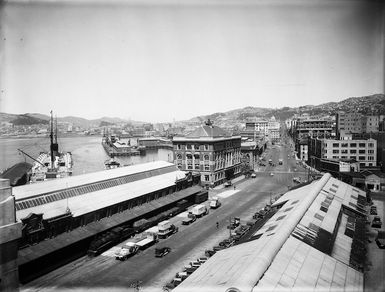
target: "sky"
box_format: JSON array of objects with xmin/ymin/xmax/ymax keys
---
[{"xmin": 0, "ymin": 0, "xmax": 384, "ymax": 123}]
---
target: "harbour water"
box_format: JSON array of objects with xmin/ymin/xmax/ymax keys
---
[{"xmin": 0, "ymin": 136, "xmax": 174, "ymax": 176}]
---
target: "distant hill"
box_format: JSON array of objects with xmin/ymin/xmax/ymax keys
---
[
  {"xmin": 1, "ymin": 93, "xmax": 384, "ymax": 127},
  {"xmin": 11, "ymin": 114, "xmax": 49, "ymax": 126},
  {"xmin": 0, "ymin": 112, "xmax": 143, "ymax": 128},
  {"xmin": 186, "ymin": 94, "xmax": 385, "ymax": 124}
]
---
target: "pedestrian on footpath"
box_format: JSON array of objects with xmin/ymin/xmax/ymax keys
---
[
  {"xmin": 234, "ymin": 185, "xmax": 236, "ymax": 190},
  {"xmin": 216, "ymin": 222, "xmax": 219, "ymax": 229}
]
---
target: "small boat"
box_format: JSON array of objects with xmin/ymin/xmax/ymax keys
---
[{"xmin": 104, "ymin": 158, "xmax": 120, "ymax": 169}]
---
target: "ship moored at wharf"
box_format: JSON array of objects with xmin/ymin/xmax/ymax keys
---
[
  {"xmin": 12, "ymin": 161, "xmax": 205, "ymax": 283},
  {"xmin": 17, "ymin": 111, "xmax": 73, "ymax": 183}
]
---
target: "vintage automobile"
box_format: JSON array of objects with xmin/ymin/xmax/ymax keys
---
[{"xmin": 155, "ymin": 247, "xmax": 171, "ymax": 257}]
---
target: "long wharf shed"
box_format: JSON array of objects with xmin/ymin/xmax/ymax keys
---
[
  {"xmin": 11, "ymin": 161, "xmax": 204, "ymax": 283},
  {"xmin": 175, "ymin": 173, "xmax": 366, "ymax": 292}
]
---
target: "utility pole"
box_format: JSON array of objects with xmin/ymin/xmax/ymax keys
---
[{"xmin": 229, "ymin": 217, "xmax": 232, "ymax": 238}]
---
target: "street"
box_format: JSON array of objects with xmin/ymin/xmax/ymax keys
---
[{"xmin": 22, "ymin": 141, "xmax": 309, "ymax": 292}]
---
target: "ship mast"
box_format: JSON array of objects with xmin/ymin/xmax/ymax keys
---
[{"xmin": 50, "ymin": 110, "xmax": 55, "ymax": 170}]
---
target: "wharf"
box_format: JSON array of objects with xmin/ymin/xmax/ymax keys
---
[{"xmin": 102, "ymin": 141, "xmax": 144, "ymax": 157}]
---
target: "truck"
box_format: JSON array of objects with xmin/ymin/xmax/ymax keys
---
[
  {"xmin": 195, "ymin": 191, "xmax": 209, "ymax": 204},
  {"xmin": 136, "ymin": 233, "xmax": 158, "ymax": 250},
  {"xmin": 210, "ymin": 197, "xmax": 221, "ymax": 209},
  {"xmin": 115, "ymin": 242, "xmax": 139, "ymax": 261},
  {"xmin": 182, "ymin": 212, "xmax": 197, "ymax": 225},
  {"xmin": 192, "ymin": 204, "xmax": 209, "ymax": 218},
  {"xmin": 158, "ymin": 220, "xmax": 178, "ymax": 239}
]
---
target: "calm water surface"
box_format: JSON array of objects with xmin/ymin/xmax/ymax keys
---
[{"xmin": 0, "ymin": 136, "xmax": 174, "ymax": 176}]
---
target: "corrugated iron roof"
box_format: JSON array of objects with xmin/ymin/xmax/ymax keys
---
[
  {"xmin": 174, "ymin": 173, "xmax": 364, "ymax": 292},
  {"xmin": 16, "ymin": 169, "xmax": 186, "ymax": 220},
  {"xmin": 13, "ymin": 161, "xmax": 175, "ymax": 200}
]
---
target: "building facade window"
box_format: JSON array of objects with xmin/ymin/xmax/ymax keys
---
[
  {"xmin": 204, "ymin": 155, "xmax": 209, "ymax": 161},
  {"xmin": 359, "ymin": 143, "xmax": 366, "ymax": 147},
  {"xmin": 350, "ymin": 150, "xmax": 356, "ymax": 154},
  {"xmin": 205, "ymin": 175, "xmax": 209, "ymax": 181},
  {"xmin": 359, "ymin": 150, "xmax": 365, "ymax": 154},
  {"xmin": 332, "ymin": 143, "xmax": 339, "ymax": 147},
  {"xmin": 333, "ymin": 150, "xmax": 339, "ymax": 154},
  {"xmin": 368, "ymin": 143, "xmax": 374, "ymax": 147},
  {"xmin": 358, "ymin": 156, "xmax": 365, "ymax": 161},
  {"xmin": 350, "ymin": 143, "xmax": 357, "ymax": 147},
  {"xmin": 186, "ymin": 144, "xmax": 192, "ymax": 150}
]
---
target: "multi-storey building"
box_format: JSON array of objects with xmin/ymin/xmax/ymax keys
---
[
  {"xmin": 355, "ymin": 132, "xmax": 385, "ymax": 172},
  {"xmin": 172, "ymin": 121, "xmax": 242, "ymax": 187},
  {"xmin": 336, "ymin": 112, "xmax": 363, "ymax": 137},
  {"xmin": 292, "ymin": 118, "xmax": 334, "ymax": 161},
  {"xmin": 309, "ymin": 137, "xmax": 377, "ymax": 170},
  {"xmin": 294, "ymin": 118, "xmax": 334, "ymax": 140},
  {"xmin": 298, "ymin": 138, "xmax": 309, "ymax": 161},
  {"xmin": 245, "ymin": 120, "xmax": 269, "ymax": 137},
  {"xmin": 363, "ymin": 115, "xmax": 380, "ymax": 133},
  {"xmin": 245, "ymin": 117, "xmax": 280, "ymax": 140},
  {"xmin": 269, "ymin": 129, "xmax": 281, "ymax": 142},
  {"xmin": 336, "ymin": 112, "xmax": 385, "ymax": 137}
]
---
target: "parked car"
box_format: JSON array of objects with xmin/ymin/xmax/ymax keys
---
[
  {"xmin": 251, "ymin": 173, "xmax": 257, "ymax": 178},
  {"xmin": 198, "ymin": 257, "xmax": 208, "ymax": 263},
  {"xmin": 155, "ymin": 247, "xmax": 171, "ymax": 257},
  {"xmin": 205, "ymin": 249, "xmax": 216, "ymax": 257},
  {"xmin": 224, "ymin": 181, "xmax": 232, "ymax": 187},
  {"xmin": 372, "ymin": 216, "xmax": 382, "ymax": 228},
  {"xmin": 370, "ymin": 206, "xmax": 378, "ymax": 215},
  {"xmin": 270, "ymin": 173, "xmax": 274, "ymax": 176},
  {"xmin": 293, "ymin": 177, "xmax": 301, "ymax": 183}
]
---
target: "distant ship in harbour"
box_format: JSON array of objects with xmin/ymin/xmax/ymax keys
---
[
  {"xmin": 18, "ymin": 111, "xmax": 73, "ymax": 183},
  {"xmin": 104, "ymin": 158, "xmax": 121, "ymax": 169}
]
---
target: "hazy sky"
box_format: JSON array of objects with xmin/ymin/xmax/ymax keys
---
[{"xmin": 0, "ymin": 0, "xmax": 384, "ymax": 122}]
